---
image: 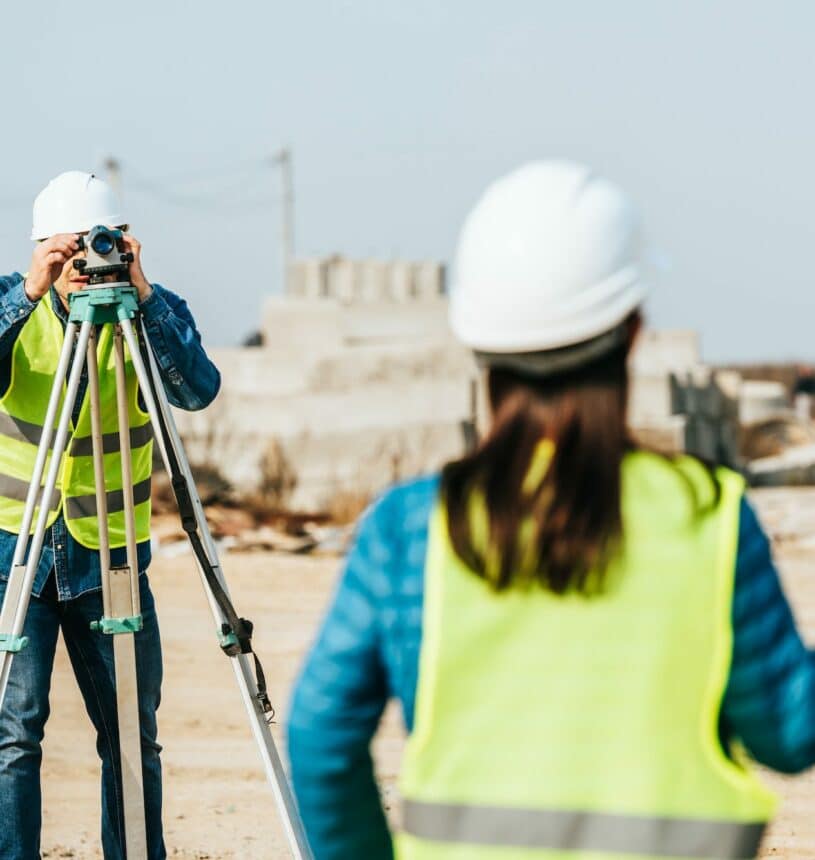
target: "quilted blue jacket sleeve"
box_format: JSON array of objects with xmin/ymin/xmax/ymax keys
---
[
  {"xmin": 288, "ymin": 480, "xmax": 815, "ymax": 860},
  {"xmin": 721, "ymin": 498, "xmax": 815, "ymax": 773}
]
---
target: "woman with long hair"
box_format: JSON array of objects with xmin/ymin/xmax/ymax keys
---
[{"xmin": 288, "ymin": 161, "xmax": 815, "ymax": 860}]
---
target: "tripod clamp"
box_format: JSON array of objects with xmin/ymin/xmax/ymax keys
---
[
  {"xmin": 68, "ymin": 283, "xmax": 139, "ymax": 325},
  {"xmin": 90, "ymin": 616, "xmax": 144, "ymax": 635},
  {"xmin": 172, "ymin": 474, "xmax": 273, "ymax": 714},
  {"xmin": 0, "ymin": 634, "xmax": 28, "ymax": 653}
]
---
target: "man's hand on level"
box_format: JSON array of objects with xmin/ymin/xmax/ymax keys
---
[
  {"xmin": 24, "ymin": 234, "xmax": 80, "ymax": 302},
  {"xmin": 122, "ymin": 234, "xmax": 153, "ymax": 302}
]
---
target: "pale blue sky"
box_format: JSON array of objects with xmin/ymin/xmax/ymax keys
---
[{"xmin": 1, "ymin": 1, "xmax": 813, "ymax": 361}]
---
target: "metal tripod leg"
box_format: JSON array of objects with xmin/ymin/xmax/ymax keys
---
[
  {"xmin": 0, "ymin": 320, "xmax": 92, "ymax": 709},
  {"xmin": 88, "ymin": 327, "xmax": 148, "ymax": 858},
  {"xmin": 119, "ymin": 317, "xmax": 313, "ymax": 859}
]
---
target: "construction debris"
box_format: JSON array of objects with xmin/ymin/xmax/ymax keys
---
[
  {"xmin": 747, "ymin": 443, "xmax": 815, "ymax": 488},
  {"xmin": 741, "ymin": 415, "xmax": 815, "ymax": 461}
]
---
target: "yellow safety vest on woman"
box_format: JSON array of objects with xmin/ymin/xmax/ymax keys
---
[
  {"xmin": 0, "ymin": 298, "xmax": 152, "ymax": 549},
  {"xmin": 398, "ymin": 451, "xmax": 777, "ymax": 860}
]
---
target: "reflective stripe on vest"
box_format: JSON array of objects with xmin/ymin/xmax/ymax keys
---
[
  {"xmin": 403, "ymin": 800, "xmax": 765, "ymax": 859},
  {"xmin": 0, "ymin": 412, "xmax": 46, "ymax": 447},
  {"xmin": 0, "ymin": 297, "xmax": 153, "ymax": 548},
  {"xmin": 0, "ymin": 413, "xmax": 153, "ymax": 455},
  {"xmin": 64, "ymin": 476, "xmax": 152, "ymax": 520},
  {"xmin": 0, "ymin": 474, "xmax": 61, "ymax": 512},
  {"xmin": 398, "ymin": 452, "xmax": 777, "ymax": 860},
  {"xmin": 69, "ymin": 424, "xmax": 154, "ymax": 457}
]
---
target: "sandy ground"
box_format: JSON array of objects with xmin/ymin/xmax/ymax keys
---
[{"xmin": 35, "ymin": 488, "xmax": 815, "ymax": 858}]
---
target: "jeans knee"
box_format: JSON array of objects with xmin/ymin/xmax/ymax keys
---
[
  {"xmin": 141, "ymin": 731, "xmax": 163, "ymax": 759},
  {"xmin": 0, "ymin": 699, "xmax": 48, "ymax": 757},
  {"xmin": 0, "ymin": 722, "xmax": 44, "ymax": 764}
]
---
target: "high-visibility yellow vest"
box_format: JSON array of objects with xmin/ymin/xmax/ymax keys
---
[
  {"xmin": 0, "ymin": 298, "xmax": 152, "ymax": 549},
  {"xmin": 399, "ymin": 451, "xmax": 777, "ymax": 860}
]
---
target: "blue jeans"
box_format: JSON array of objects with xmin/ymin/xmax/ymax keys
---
[{"xmin": 0, "ymin": 572, "xmax": 166, "ymax": 859}]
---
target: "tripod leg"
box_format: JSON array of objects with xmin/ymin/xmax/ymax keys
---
[
  {"xmin": 0, "ymin": 320, "xmax": 94, "ymax": 712},
  {"xmin": 87, "ymin": 328, "xmax": 112, "ymax": 615},
  {"xmin": 0, "ymin": 320, "xmax": 79, "ymax": 660},
  {"xmin": 119, "ymin": 317, "xmax": 313, "ymax": 859},
  {"xmin": 88, "ymin": 327, "xmax": 148, "ymax": 858}
]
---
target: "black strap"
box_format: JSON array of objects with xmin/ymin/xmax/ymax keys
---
[{"xmin": 137, "ymin": 328, "xmax": 274, "ymax": 719}]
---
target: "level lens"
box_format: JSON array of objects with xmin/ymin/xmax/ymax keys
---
[{"xmin": 91, "ymin": 232, "xmax": 115, "ymax": 256}]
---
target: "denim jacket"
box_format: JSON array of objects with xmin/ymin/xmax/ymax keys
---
[{"xmin": 0, "ymin": 273, "xmax": 221, "ymax": 599}]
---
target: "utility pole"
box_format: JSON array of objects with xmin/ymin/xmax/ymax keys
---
[
  {"xmin": 271, "ymin": 147, "xmax": 294, "ymax": 295},
  {"xmin": 101, "ymin": 155, "xmax": 124, "ymax": 204}
]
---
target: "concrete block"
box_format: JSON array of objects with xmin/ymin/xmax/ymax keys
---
[
  {"xmin": 261, "ymin": 297, "xmax": 342, "ymax": 357},
  {"xmin": 629, "ymin": 330, "xmax": 700, "ymax": 373},
  {"xmin": 740, "ymin": 381, "xmax": 789, "ymax": 424},
  {"xmin": 796, "ymin": 394, "xmax": 815, "ymax": 421},
  {"xmin": 305, "ymin": 342, "xmax": 475, "ymax": 392},
  {"xmin": 748, "ymin": 444, "xmax": 815, "ymax": 487},
  {"xmin": 631, "ymin": 416, "xmax": 688, "ymax": 453},
  {"xmin": 389, "ymin": 260, "xmax": 414, "ymax": 301},
  {"xmin": 339, "ymin": 300, "xmax": 452, "ymax": 345},
  {"xmin": 359, "ymin": 259, "xmax": 388, "ymax": 302},
  {"xmin": 629, "ymin": 373, "xmax": 674, "ymax": 424},
  {"xmin": 414, "ymin": 261, "xmax": 445, "ymax": 299}
]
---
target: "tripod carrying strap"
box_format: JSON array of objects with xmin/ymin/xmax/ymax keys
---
[{"xmin": 138, "ymin": 336, "xmax": 274, "ymax": 719}]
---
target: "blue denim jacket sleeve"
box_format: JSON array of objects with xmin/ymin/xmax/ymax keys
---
[
  {"xmin": 289, "ymin": 479, "xmax": 815, "ymax": 859},
  {"xmin": 138, "ymin": 283, "xmax": 221, "ymax": 411},
  {"xmin": 0, "ymin": 274, "xmax": 38, "ymax": 361},
  {"xmin": 0, "ymin": 275, "xmax": 220, "ymax": 412}
]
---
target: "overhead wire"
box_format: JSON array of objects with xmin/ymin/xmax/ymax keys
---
[
  {"xmin": 123, "ymin": 159, "xmax": 277, "ymax": 211},
  {"xmin": 1, "ymin": 157, "xmax": 281, "ymax": 220}
]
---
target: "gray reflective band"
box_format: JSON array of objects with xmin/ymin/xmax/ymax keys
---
[
  {"xmin": 65, "ymin": 477, "xmax": 152, "ymax": 520},
  {"xmin": 475, "ymin": 321, "xmax": 630, "ymax": 379},
  {"xmin": 0, "ymin": 413, "xmax": 46, "ymax": 447},
  {"xmin": 0, "ymin": 475, "xmax": 60, "ymax": 512},
  {"xmin": 0, "ymin": 415, "xmax": 153, "ymax": 457},
  {"xmin": 69, "ymin": 424, "xmax": 154, "ymax": 457},
  {"xmin": 402, "ymin": 800, "xmax": 765, "ymax": 859}
]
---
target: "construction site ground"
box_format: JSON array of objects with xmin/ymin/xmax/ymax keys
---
[{"xmin": 41, "ymin": 488, "xmax": 815, "ymax": 859}]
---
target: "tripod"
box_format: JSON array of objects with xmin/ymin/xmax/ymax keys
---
[{"xmin": 0, "ymin": 277, "xmax": 312, "ymax": 859}]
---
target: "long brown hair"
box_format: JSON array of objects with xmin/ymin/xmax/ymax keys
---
[{"xmin": 441, "ymin": 338, "xmax": 632, "ymax": 595}]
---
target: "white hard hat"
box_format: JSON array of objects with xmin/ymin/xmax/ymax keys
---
[
  {"xmin": 31, "ymin": 171, "xmax": 126, "ymax": 240},
  {"xmin": 449, "ymin": 160, "xmax": 647, "ymax": 354}
]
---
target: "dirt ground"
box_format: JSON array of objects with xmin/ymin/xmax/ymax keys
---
[{"xmin": 38, "ymin": 488, "xmax": 815, "ymax": 858}]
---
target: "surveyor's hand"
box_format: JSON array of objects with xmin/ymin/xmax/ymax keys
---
[
  {"xmin": 121, "ymin": 234, "xmax": 153, "ymax": 302},
  {"xmin": 25, "ymin": 234, "xmax": 80, "ymax": 302}
]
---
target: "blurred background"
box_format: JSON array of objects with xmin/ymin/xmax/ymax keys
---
[
  {"xmin": 4, "ymin": 3, "xmax": 815, "ymax": 857},
  {"xmin": 3, "ymin": 0, "xmax": 815, "ymax": 358}
]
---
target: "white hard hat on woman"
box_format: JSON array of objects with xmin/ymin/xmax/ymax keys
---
[{"xmin": 451, "ymin": 159, "xmax": 647, "ymax": 365}]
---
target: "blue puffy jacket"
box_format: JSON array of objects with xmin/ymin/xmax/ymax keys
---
[{"xmin": 289, "ymin": 474, "xmax": 815, "ymax": 860}]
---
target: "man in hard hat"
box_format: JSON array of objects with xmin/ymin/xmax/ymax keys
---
[{"xmin": 0, "ymin": 171, "xmax": 221, "ymax": 859}]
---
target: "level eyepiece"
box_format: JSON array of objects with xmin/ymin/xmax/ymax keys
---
[{"xmin": 90, "ymin": 230, "xmax": 116, "ymax": 256}]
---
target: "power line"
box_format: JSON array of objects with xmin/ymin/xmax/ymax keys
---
[{"xmin": 123, "ymin": 161, "xmax": 276, "ymax": 209}]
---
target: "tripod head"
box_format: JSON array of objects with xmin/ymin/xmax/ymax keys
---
[
  {"xmin": 68, "ymin": 226, "xmax": 139, "ymax": 325},
  {"xmin": 73, "ymin": 226, "xmax": 134, "ymax": 286}
]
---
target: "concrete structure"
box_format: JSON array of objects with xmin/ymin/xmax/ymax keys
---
[
  {"xmin": 739, "ymin": 381, "xmax": 790, "ymax": 425},
  {"xmin": 174, "ymin": 285, "xmax": 748, "ymax": 509},
  {"xmin": 797, "ymin": 393, "xmax": 815, "ymax": 421},
  {"xmin": 748, "ymin": 444, "xmax": 815, "ymax": 487},
  {"xmin": 286, "ymin": 256, "xmax": 445, "ymax": 304}
]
